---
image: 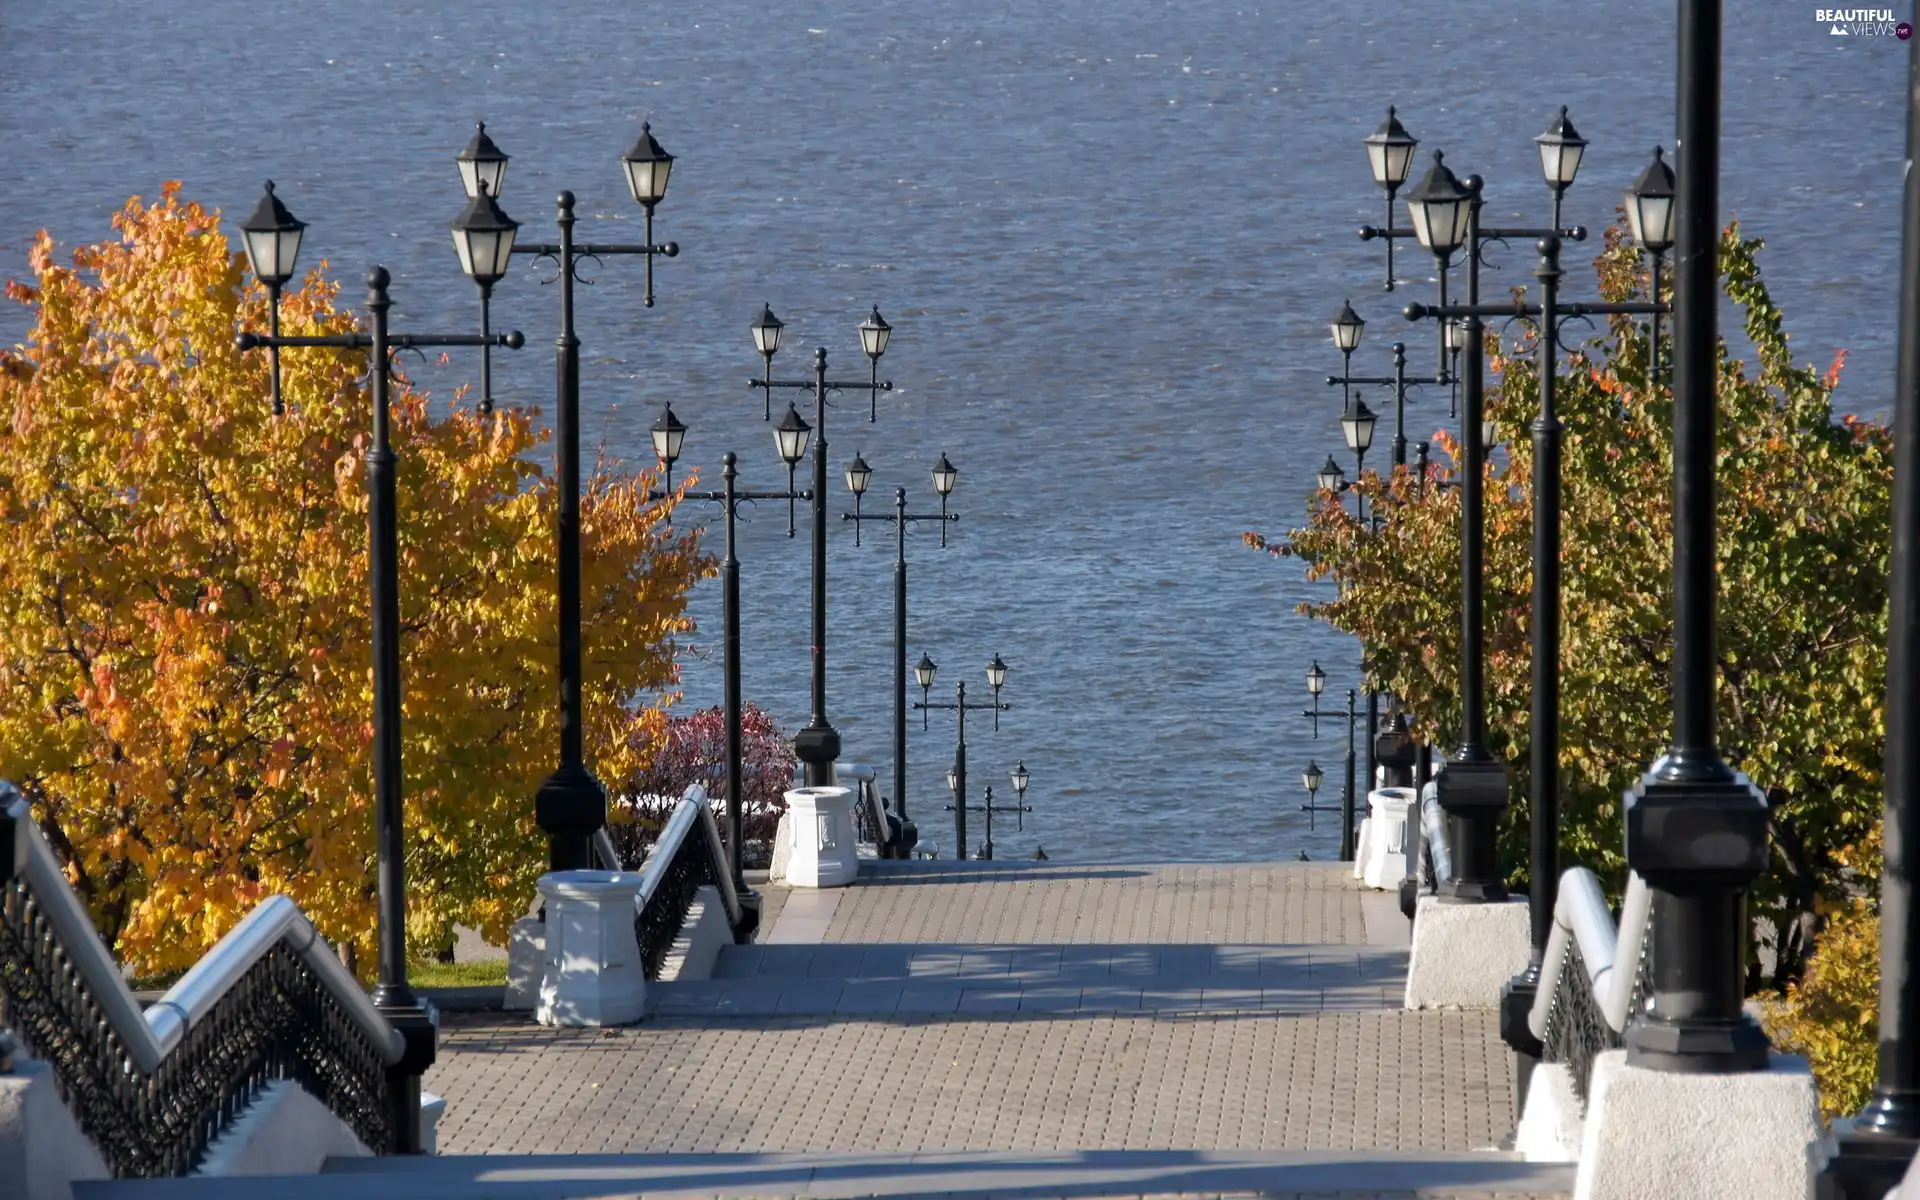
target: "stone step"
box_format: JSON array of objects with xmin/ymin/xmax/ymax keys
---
[
  {"xmin": 647, "ymin": 941, "xmax": 1407, "ymax": 1017},
  {"xmin": 77, "ymin": 1148, "xmax": 1573, "ymax": 1199},
  {"xmin": 713, "ymin": 941, "xmax": 1407, "ymax": 984}
]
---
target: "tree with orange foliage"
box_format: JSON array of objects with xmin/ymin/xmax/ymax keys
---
[{"xmin": 0, "ymin": 183, "xmax": 708, "ymax": 977}]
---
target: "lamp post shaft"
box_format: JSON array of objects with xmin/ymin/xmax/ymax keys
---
[
  {"xmin": 723, "ymin": 459, "xmax": 746, "ymax": 890},
  {"xmin": 478, "ymin": 284, "xmax": 494, "ymax": 415},
  {"xmin": 1431, "ymin": 184, "xmax": 1510, "ymax": 904},
  {"xmin": 894, "ymin": 491, "xmax": 909, "ymax": 825},
  {"xmin": 362, "ymin": 270, "xmax": 434, "ymax": 1155},
  {"xmin": 268, "ymin": 286, "xmax": 284, "ymax": 417},
  {"xmin": 1501, "ymin": 238, "xmax": 1566, "ymax": 1087},
  {"xmin": 982, "ymin": 785, "xmax": 994, "ymax": 861},
  {"xmin": 955, "ymin": 680, "xmax": 969, "ymax": 858},
  {"xmin": 534, "ymin": 191, "xmax": 606, "ymax": 874},
  {"xmin": 365, "ymin": 278, "xmax": 411, "ymax": 1012},
  {"xmin": 1528, "ymin": 239, "xmax": 1564, "ymax": 969},
  {"xmin": 1391, "ymin": 342, "xmax": 1408, "ymax": 468},
  {"xmin": 1622, "ymin": 0, "xmax": 1771, "ymax": 1076},
  {"xmin": 795, "ymin": 349, "xmax": 842, "ymax": 787},
  {"xmin": 1818, "ymin": 24, "xmax": 1920, "ymax": 1199},
  {"xmin": 1648, "ymin": 253, "xmax": 1665, "ymax": 396},
  {"xmin": 1340, "ymin": 690, "xmax": 1357, "ymax": 862}
]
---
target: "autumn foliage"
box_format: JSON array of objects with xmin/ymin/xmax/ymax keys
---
[
  {"xmin": 604, "ymin": 702, "xmax": 798, "ymax": 870},
  {"xmin": 0, "ymin": 184, "xmax": 709, "ymax": 976}
]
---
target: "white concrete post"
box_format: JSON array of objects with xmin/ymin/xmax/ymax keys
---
[
  {"xmin": 1362, "ymin": 787, "xmax": 1416, "ymax": 890},
  {"xmin": 534, "ymin": 870, "xmax": 647, "ymax": 1027},
  {"xmin": 783, "ymin": 786, "xmax": 859, "ymax": 888}
]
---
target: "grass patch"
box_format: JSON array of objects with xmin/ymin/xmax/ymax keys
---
[{"xmin": 407, "ymin": 959, "xmax": 507, "ymax": 989}]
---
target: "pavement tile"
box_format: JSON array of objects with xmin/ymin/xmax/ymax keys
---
[
  {"xmin": 896, "ymin": 985, "xmax": 964, "ymax": 1013},
  {"xmin": 834, "ymin": 984, "xmax": 905, "ymax": 1014},
  {"xmin": 956, "ymin": 988, "xmax": 1022, "ymax": 1012},
  {"xmin": 1016, "ymin": 986, "xmax": 1083, "ymax": 1012}
]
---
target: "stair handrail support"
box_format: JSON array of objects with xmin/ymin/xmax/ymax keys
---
[
  {"xmin": 0, "ymin": 782, "xmax": 411, "ymax": 1174},
  {"xmin": 1526, "ymin": 866, "xmax": 1653, "ymax": 1109}
]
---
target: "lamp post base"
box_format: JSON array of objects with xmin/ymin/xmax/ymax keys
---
[
  {"xmin": 1622, "ymin": 763, "xmax": 1771, "ymax": 1074},
  {"xmin": 793, "ymin": 723, "xmax": 842, "ymax": 789},
  {"xmin": 1431, "ymin": 757, "xmax": 1509, "ymax": 902},
  {"xmin": 375, "ymin": 1003, "xmax": 437, "ymax": 1154},
  {"xmin": 535, "ymin": 762, "xmax": 608, "ymax": 873}
]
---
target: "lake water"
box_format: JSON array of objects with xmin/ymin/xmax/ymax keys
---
[{"xmin": 0, "ymin": 1, "xmax": 1903, "ymax": 862}]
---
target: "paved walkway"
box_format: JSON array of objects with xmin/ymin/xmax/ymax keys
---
[{"xmin": 421, "ymin": 862, "xmax": 1563, "ymax": 1198}]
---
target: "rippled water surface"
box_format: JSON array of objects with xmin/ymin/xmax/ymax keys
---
[{"xmin": 0, "ymin": 2, "xmax": 1903, "ymax": 861}]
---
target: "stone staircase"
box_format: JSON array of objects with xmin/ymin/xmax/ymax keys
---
[{"xmin": 75, "ymin": 861, "xmax": 1576, "ymax": 1199}]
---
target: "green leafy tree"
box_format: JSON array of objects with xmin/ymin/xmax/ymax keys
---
[{"xmin": 1248, "ymin": 223, "xmax": 1892, "ymax": 987}]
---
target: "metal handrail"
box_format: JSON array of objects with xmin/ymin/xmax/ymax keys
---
[
  {"xmin": 3, "ymin": 789, "xmax": 402, "ymax": 1073},
  {"xmin": 1527, "ymin": 868, "xmax": 1651, "ymax": 1041},
  {"xmin": 837, "ymin": 761, "xmax": 892, "ymax": 854},
  {"xmin": 630, "ymin": 786, "xmax": 745, "ymax": 977}
]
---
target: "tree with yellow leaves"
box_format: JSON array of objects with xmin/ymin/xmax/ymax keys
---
[{"xmin": 0, "ymin": 183, "xmax": 708, "ymax": 977}]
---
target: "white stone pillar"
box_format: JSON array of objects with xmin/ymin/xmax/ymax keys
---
[
  {"xmin": 784, "ymin": 786, "xmax": 859, "ymax": 888},
  {"xmin": 534, "ymin": 870, "xmax": 646, "ymax": 1027},
  {"xmin": 1574, "ymin": 1050, "xmax": 1823, "ymax": 1200},
  {"xmin": 1362, "ymin": 787, "xmax": 1416, "ymax": 890}
]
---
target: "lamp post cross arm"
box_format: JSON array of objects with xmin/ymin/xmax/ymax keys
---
[
  {"xmin": 1327, "ymin": 373, "xmax": 1448, "ymax": 386},
  {"xmin": 1406, "ymin": 299, "xmax": 1667, "ymax": 321},
  {"xmin": 914, "ymin": 700, "xmax": 1013, "ymax": 714},
  {"xmin": 1360, "ymin": 224, "xmax": 1588, "ymax": 243},
  {"xmin": 750, "ymin": 378, "xmax": 895, "ymax": 393},
  {"xmin": 842, "ymin": 511, "xmax": 960, "ymax": 525},
  {"xmin": 240, "ymin": 330, "xmax": 526, "ymax": 352},
  {"xmin": 514, "ymin": 240, "xmax": 678, "ymax": 259}
]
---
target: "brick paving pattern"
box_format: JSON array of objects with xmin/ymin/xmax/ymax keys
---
[
  {"xmin": 811, "ymin": 862, "xmax": 1371, "ymax": 946},
  {"xmin": 426, "ymin": 1009, "xmax": 1515, "ymax": 1156}
]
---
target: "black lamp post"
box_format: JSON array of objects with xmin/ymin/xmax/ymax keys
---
[
  {"xmin": 1408, "ymin": 232, "xmax": 1667, "ymax": 1075},
  {"xmin": 1339, "ymin": 397, "xmax": 1378, "ymax": 522},
  {"xmin": 1625, "ymin": 146, "xmax": 1677, "ymax": 395},
  {"xmin": 1620, "ymin": 0, "xmax": 1772, "ymax": 1077},
  {"xmin": 1360, "ymin": 114, "xmax": 1593, "ymax": 910},
  {"xmin": 237, "ymin": 267, "xmax": 524, "ymax": 1154},
  {"xmin": 915, "ymin": 664, "xmax": 1013, "ymax": 860},
  {"xmin": 1300, "ymin": 668, "xmax": 1364, "ymax": 862},
  {"xmin": 1011, "ymin": 760, "xmax": 1032, "ymax": 829},
  {"xmin": 1361, "ymin": 106, "xmax": 1420, "ymax": 290},
  {"xmin": 645, "ymin": 445, "xmax": 810, "ymax": 896},
  {"xmin": 844, "ymin": 467, "xmax": 959, "ymax": 836},
  {"xmin": 948, "ymin": 783, "xmax": 1033, "ymax": 862},
  {"xmin": 449, "ymin": 180, "xmax": 520, "ymax": 414},
  {"xmin": 1328, "ymin": 341, "xmax": 1445, "ymax": 469},
  {"xmin": 1305, "ymin": 660, "xmax": 1327, "ymax": 737},
  {"xmin": 652, "ymin": 403, "xmax": 688, "ymax": 500},
  {"xmin": 1300, "ymin": 759, "xmax": 1343, "ymax": 832},
  {"xmin": 1332, "ymin": 300, "xmax": 1366, "ymax": 407},
  {"xmin": 238, "ymin": 181, "xmax": 307, "ymax": 418},
  {"xmin": 749, "ymin": 316, "xmax": 897, "ymax": 788},
  {"xmin": 1442, "ymin": 318, "xmax": 1468, "ymax": 419},
  {"xmin": 454, "ymin": 122, "xmax": 681, "ymax": 874},
  {"xmin": 1820, "ymin": 23, "xmax": 1920, "ymax": 1198}
]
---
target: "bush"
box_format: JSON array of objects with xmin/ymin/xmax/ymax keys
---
[
  {"xmin": 607, "ymin": 703, "xmax": 796, "ymax": 868},
  {"xmin": 1760, "ymin": 830, "xmax": 1883, "ymax": 1117}
]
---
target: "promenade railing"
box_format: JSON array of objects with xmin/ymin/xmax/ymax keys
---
[
  {"xmin": 1527, "ymin": 867, "xmax": 1654, "ymax": 1109},
  {"xmin": 0, "ymin": 781, "xmax": 411, "ymax": 1175},
  {"xmin": 627, "ymin": 786, "xmax": 747, "ymax": 979}
]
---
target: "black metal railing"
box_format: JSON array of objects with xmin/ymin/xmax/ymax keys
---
[
  {"xmin": 630, "ymin": 791, "xmax": 746, "ymax": 979},
  {"xmin": 1541, "ymin": 938, "xmax": 1617, "ymax": 1108},
  {"xmin": 1537, "ymin": 886, "xmax": 1653, "ymax": 1111},
  {"xmin": 0, "ymin": 809, "xmax": 395, "ymax": 1176}
]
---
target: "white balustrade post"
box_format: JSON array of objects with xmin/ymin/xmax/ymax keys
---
[{"xmin": 534, "ymin": 870, "xmax": 646, "ymax": 1027}]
